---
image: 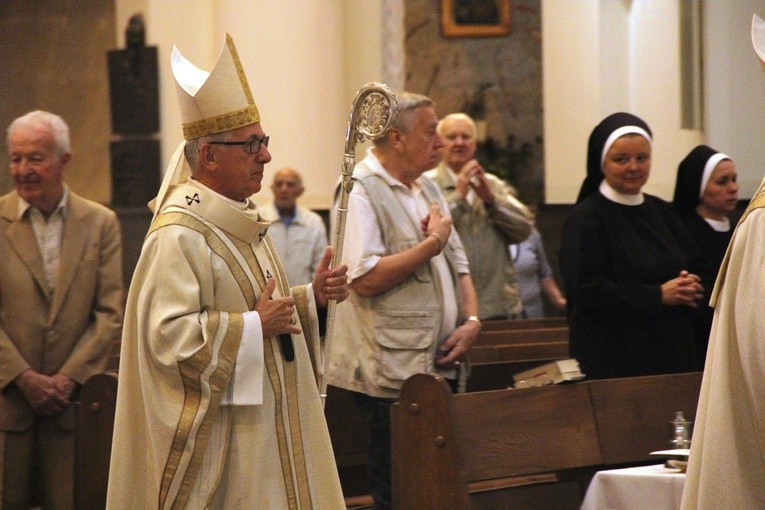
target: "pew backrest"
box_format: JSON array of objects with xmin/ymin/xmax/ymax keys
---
[
  {"xmin": 391, "ymin": 371, "xmax": 702, "ymax": 510},
  {"xmin": 480, "ymin": 317, "xmax": 567, "ymax": 332},
  {"xmin": 468, "ymin": 324, "xmax": 570, "ymax": 392},
  {"xmin": 589, "ymin": 372, "xmax": 702, "ymax": 464},
  {"xmin": 73, "ymin": 375, "xmax": 372, "ymax": 509}
]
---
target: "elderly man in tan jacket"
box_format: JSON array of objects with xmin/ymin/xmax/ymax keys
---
[{"xmin": 0, "ymin": 110, "xmax": 123, "ymax": 509}]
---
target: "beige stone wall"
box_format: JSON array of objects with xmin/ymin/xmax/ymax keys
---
[
  {"xmin": 0, "ymin": 1, "xmax": 115, "ymax": 205},
  {"xmin": 405, "ymin": 0, "xmax": 543, "ymax": 204}
]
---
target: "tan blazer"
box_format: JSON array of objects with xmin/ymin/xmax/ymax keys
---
[{"xmin": 0, "ymin": 190, "xmax": 123, "ymax": 431}]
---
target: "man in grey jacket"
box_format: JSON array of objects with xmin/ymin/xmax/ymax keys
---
[{"xmin": 426, "ymin": 112, "xmax": 533, "ymax": 319}]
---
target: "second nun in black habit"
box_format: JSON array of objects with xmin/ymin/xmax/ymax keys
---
[{"xmin": 673, "ymin": 144, "xmax": 738, "ymax": 369}]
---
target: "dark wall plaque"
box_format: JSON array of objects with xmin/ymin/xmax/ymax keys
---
[
  {"xmin": 110, "ymin": 139, "xmax": 160, "ymax": 207},
  {"xmin": 107, "ymin": 47, "xmax": 159, "ymax": 135}
]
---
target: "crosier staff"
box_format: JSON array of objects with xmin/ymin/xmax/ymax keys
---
[{"xmin": 320, "ymin": 83, "xmax": 397, "ymax": 407}]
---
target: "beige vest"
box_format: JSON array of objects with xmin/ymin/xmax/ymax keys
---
[{"xmin": 327, "ymin": 168, "xmax": 462, "ymax": 399}]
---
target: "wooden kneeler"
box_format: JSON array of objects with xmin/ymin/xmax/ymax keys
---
[{"xmin": 74, "ymin": 372, "xmax": 118, "ymax": 510}]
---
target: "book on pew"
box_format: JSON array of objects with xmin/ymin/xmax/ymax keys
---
[{"xmin": 512, "ymin": 359, "xmax": 585, "ymax": 389}]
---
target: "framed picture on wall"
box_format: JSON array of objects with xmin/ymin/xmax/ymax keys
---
[{"xmin": 440, "ymin": 0, "xmax": 511, "ymax": 38}]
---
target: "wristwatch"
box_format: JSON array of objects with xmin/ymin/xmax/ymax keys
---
[{"xmin": 465, "ymin": 315, "xmax": 482, "ymax": 328}]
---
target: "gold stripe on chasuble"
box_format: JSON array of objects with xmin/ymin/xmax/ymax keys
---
[
  {"xmin": 293, "ymin": 286, "xmax": 319, "ymax": 387},
  {"xmin": 172, "ymin": 314, "xmax": 244, "ymax": 510},
  {"xmin": 149, "ymin": 213, "xmax": 252, "ymax": 508},
  {"xmin": 148, "ymin": 212, "xmax": 257, "ymax": 307},
  {"xmin": 228, "ymin": 235, "xmax": 313, "ymax": 509}
]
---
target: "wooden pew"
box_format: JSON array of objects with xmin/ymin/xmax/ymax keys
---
[
  {"xmin": 89, "ymin": 318, "xmax": 571, "ymax": 505},
  {"xmin": 470, "ymin": 337, "xmax": 569, "ymax": 362},
  {"xmin": 74, "ymin": 372, "xmax": 118, "ymax": 510},
  {"xmin": 480, "ymin": 316, "xmax": 567, "ymax": 332},
  {"xmin": 73, "ymin": 374, "xmax": 372, "ymax": 509},
  {"xmin": 476, "ymin": 326, "xmax": 569, "ymax": 346},
  {"xmin": 588, "ymin": 374, "xmax": 702, "ymax": 465},
  {"xmin": 327, "ymin": 320, "xmax": 568, "ymax": 502},
  {"xmin": 468, "ymin": 323, "xmax": 570, "ymax": 391},
  {"xmin": 391, "ymin": 371, "xmax": 702, "ymax": 510},
  {"xmin": 329, "ymin": 321, "xmax": 571, "ymax": 500}
]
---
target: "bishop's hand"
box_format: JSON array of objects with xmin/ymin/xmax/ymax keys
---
[
  {"xmin": 256, "ymin": 278, "xmax": 300, "ymax": 338},
  {"xmin": 312, "ymin": 246, "xmax": 349, "ymax": 308}
]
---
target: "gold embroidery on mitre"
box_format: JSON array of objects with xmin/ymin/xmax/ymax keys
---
[
  {"xmin": 225, "ymin": 33, "xmax": 256, "ymax": 105},
  {"xmin": 182, "ymin": 103, "xmax": 261, "ymax": 140}
]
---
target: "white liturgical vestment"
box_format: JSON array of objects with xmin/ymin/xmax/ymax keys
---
[{"xmin": 107, "ymin": 179, "xmax": 343, "ymax": 509}]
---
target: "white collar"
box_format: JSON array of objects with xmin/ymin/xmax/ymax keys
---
[
  {"xmin": 365, "ymin": 147, "xmax": 423, "ymax": 194},
  {"xmin": 704, "ymin": 216, "xmax": 731, "ymax": 232},
  {"xmin": 599, "ymin": 180, "xmax": 644, "ymax": 206},
  {"xmin": 17, "ymin": 185, "xmax": 69, "ymax": 220},
  {"xmin": 189, "ymin": 178, "xmax": 257, "ymax": 214}
]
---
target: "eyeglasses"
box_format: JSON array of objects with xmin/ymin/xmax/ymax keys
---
[{"xmin": 208, "ymin": 135, "xmax": 269, "ymax": 155}]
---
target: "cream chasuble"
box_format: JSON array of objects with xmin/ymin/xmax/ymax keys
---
[
  {"xmin": 681, "ymin": 178, "xmax": 765, "ymax": 509},
  {"xmin": 107, "ymin": 181, "xmax": 343, "ymax": 509}
]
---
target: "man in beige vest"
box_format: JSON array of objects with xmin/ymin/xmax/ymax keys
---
[
  {"xmin": 0, "ymin": 110, "xmax": 123, "ymax": 509},
  {"xmin": 327, "ymin": 92, "xmax": 481, "ymax": 510},
  {"xmin": 107, "ymin": 35, "xmax": 348, "ymax": 509}
]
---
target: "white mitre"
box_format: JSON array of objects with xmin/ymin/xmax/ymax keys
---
[
  {"xmin": 753, "ymin": 14, "xmax": 765, "ymax": 63},
  {"xmin": 149, "ymin": 33, "xmax": 260, "ymax": 218}
]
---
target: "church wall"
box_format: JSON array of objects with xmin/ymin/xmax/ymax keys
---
[
  {"xmin": 542, "ymin": 0, "xmax": 765, "ymax": 203},
  {"xmin": 3, "ymin": 2, "xmax": 764, "ymax": 208},
  {"xmin": 704, "ymin": 0, "xmax": 765, "ymax": 198},
  {"xmin": 0, "ymin": 1, "xmax": 115, "ymax": 205},
  {"xmin": 404, "ymin": 0, "xmax": 544, "ymax": 205}
]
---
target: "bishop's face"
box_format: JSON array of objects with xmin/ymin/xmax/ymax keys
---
[
  {"xmin": 602, "ymin": 134, "xmax": 651, "ymax": 195},
  {"xmin": 207, "ymin": 122, "xmax": 272, "ymax": 201}
]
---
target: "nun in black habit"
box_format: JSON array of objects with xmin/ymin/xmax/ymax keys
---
[
  {"xmin": 560, "ymin": 112, "xmax": 704, "ymax": 379},
  {"xmin": 673, "ymin": 145, "xmax": 739, "ymax": 369}
]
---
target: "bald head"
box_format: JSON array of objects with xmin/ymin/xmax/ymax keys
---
[
  {"xmin": 271, "ymin": 167, "xmax": 304, "ymax": 211},
  {"xmin": 437, "ymin": 113, "xmax": 477, "ymax": 139}
]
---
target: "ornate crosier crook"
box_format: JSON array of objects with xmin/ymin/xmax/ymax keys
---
[{"xmin": 320, "ymin": 83, "xmax": 398, "ymax": 407}]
